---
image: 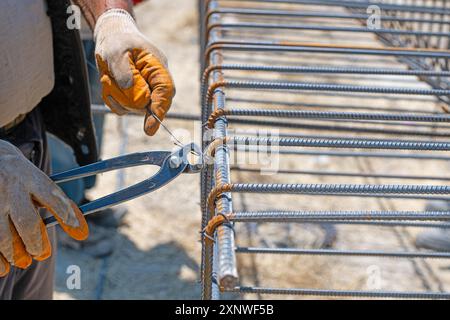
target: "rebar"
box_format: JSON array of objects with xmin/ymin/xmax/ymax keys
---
[
  {"xmin": 207, "ymin": 22, "xmax": 450, "ymax": 39},
  {"xmin": 209, "ymin": 108, "xmax": 450, "ymax": 124},
  {"xmin": 227, "ymin": 117, "xmax": 450, "ymax": 138},
  {"xmin": 205, "ymin": 43, "xmax": 450, "ymax": 66},
  {"xmin": 210, "ymin": 0, "xmax": 450, "ymax": 15},
  {"xmin": 231, "ymin": 210, "xmax": 450, "ymax": 222},
  {"xmin": 233, "ymin": 183, "xmax": 450, "ymax": 195},
  {"xmin": 236, "ymin": 247, "xmax": 450, "ymax": 259},
  {"xmin": 226, "ymin": 287, "xmax": 450, "ymax": 299},
  {"xmin": 201, "ymin": 0, "xmax": 238, "ymax": 299},
  {"xmin": 205, "ymin": 8, "xmax": 450, "ymax": 25},
  {"xmin": 230, "ymin": 136, "xmax": 450, "ymax": 151},
  {"xmin": 231, "ymin": 167, "xmax": 450, "ymax": 181},
  {"xmin": 200, "ymin": 0, "xmax": 450, "ymax": 300}
]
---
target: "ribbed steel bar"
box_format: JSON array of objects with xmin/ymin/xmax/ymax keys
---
[
  {"xmin": 205, "ymin": 8, "xmax": 450, "ymax": 25},
  {"xmin": 236, "ymin": 247, "xmax": 450, "ymax": 259},
  {"xmin": 227, "ymin": 287, "xmax": 450, "ymax": 299},
  {"xmin": 201, "ymin": 64, "xmax": 450, "ymax": 109},
  {"xmin": 200, "ymin": 0, "xmax": 450, "ymax": 300},
  {"xmin": 230, "ymin": 192, "xmax": 450, "ymax": 202},
  {"xmin": 201, "ymin": 0, "xmax": 219, "ymax": 300},
  {"xmin": 231, "ymin": 210, "xmax": 450, "ymax": 222},
  {"xmin": 299, "ymin": 221, "xmax": 450, "ymax": 229},
  {"xmin": 208, "ymin": 181, "xmax": 450, "ymax": 202},
  {"xmin": 239, "ymin": 131, "xmax": 450, "ymax": 144},
  {"xmin": 228, "ymin": 117, "xmax": 450, "ymax": 138},
  {"xmin": 228, "ymin": 93, "xmax": 440, "ymax": 104},
  {"xmin": 211, "ymin": 0, "xmax": 450, "ymax": 15},
  {"xmin": 235, "ymin": 147, "xmax": 450, "ymax": 161},
  {"xmin": 230, "ymin": 135, "xmax": 450, "ymax": 151},
  {"xmin": 226, "ymin": 97, "xmax": 441, "ymax": 114},
  {"xmin": 229, "ymin": 183, "xmax": 450, "ymax": 196},
  {"xmin": 207, "ymin": 23, "xmax": 450, "ymax": 38},
  {"xmin": 217, "ymin": 109, "xmax": 450, "ymax": 123},
  {"xmin": 213, "ymin": 124, "xmax": 239, "ymax": 291},
  {"xmin": 231, "ymin": 167, "xmax": 450, "ymax": 181},
  {"xmin": 203, "ymin": 64, "xmax": 450, "ymax": 84},
  {"xmin": 254, "ymin": 194, "xmax": 450, "ymax": 201},
  {"xmin": 206, "ymin": 81, "xmax": 450, "ymax": 107},
  {"xmin": 206, "ymin": 8, "xmax": 450, "ymax": 24},
  {"xmin": 205, "ymin": 42, "xmax": 450, "ymax": 65},
  {"xmin": 268, "ymin": 119, "xmax": 450, "ymax": 130},
  {"xmin": 202, "ymin": 0, "xmax": 237, "ymax": 300}
]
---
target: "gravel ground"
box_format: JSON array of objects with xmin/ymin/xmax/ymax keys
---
[{"xmin": 54, "ymin": 0, "xmax": 202, "ymax": 300}]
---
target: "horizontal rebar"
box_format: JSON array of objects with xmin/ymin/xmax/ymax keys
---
[
  {"xmin": 302, "ymin": 221, "xmax": 450, "ymax": 228},
  {"xmin": 230, "ymin": 183, "xmax": 450, "ymax": 195},
  {"xmin": 206, "ymin": 8, "xmax": 450, "ymax": 25},
  {"xmin": 225, "ymin": 112, "xmax": 450, "ymax": 130},
  {"xmin": 208, "ymin": 23, "xmax": 450, "ymax": 37},
  {"xmin": 230, "ymin": 136, "xmax": 450, "ymax": 151},
  {"xmin": 240, "ymin": 131, "xmax": 450, "ymax": 146},
  {"xmin": 227, "ymin": 287, "xmax": 450, "ymax": 299},
  {"xmin": 231, "ymin": 167, "xmax": 450, "ymax": 181},
  {"xmin": 223, "ymin": 53, "xmax": 450, "ymax": 77},
  {"xmin": 214, "ymin": 0, "xmax": 450, "ymax": 15},
  {"xmin": 229, "ymin": 90, "xmax": 442, "ymax": 102},
  {"xmin": 233, "ymin": 193, "xmax": 450, "ymax": 202},
  {"xmin": 220, "ymin": 109, "xmax": 450, "ymax": 123},
  {"xmin": 235, "ymin": 147, "xmax": 450, "ymax": 161},
  {"xmin": 226, "ymin": 97, "xmax": 442, "ymax": 114},
  {"xmin": 236, "ymin": 247, "xmax": 450, "ymax": 259},
  {"xmin": 231, "ymin": 212, "xmax": 450, "ymax": 227},
  {"xmin": 205, "ymin": 64, "xmax": 450, "ymax": 77},
  {"xmin": 232, "ymin": 132, "xmax": 450, "ymax": 145},
  {"xmin": 232, "ymin": 211, "xmax": 450, "ymax": 222},
  {"xmin": 207, "ymin": 81, "xmax": 450, "ymax": 102},
  {"xmin": 228, "ymin": 118, "xmax": 450, "ymax": 138},
  {"xmin": 206, "ymin": 42, "xmax": 450, "ymax": 60}
]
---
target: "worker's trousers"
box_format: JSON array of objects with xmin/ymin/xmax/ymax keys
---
[{"xmin": 0, "ymin": 108, "xmax": 56, "ymax": 300}]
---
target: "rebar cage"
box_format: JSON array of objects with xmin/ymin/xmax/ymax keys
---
[{"xmin": 199, "ymin": 0, "xmax": 450, "ymax": 299}]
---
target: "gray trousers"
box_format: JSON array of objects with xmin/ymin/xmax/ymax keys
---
[{"xmin": 0, "ymin": 108, "xmax": 56, "ymax": 300}]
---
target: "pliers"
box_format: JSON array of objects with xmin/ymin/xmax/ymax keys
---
[{"xmin": 44, "ymin": 143, "xmax": 202, "ymax": 227}]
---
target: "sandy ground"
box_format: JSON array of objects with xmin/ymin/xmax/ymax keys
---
[
  {"xmin": 54, "ymin": 0, "xmax": 450, "ymax": 300},
  {"xmin": 54, "ymin": 0, "xmax": 202, "ymax": 300}
]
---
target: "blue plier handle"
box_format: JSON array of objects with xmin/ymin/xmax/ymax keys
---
[{"xmin": 44, "ymin": 143, "xmax": 202, "ymax": 227}]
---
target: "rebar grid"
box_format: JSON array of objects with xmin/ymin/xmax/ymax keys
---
[{"xmin": 199, "ymin": 0, "xmax": 450, "ymax": 300}]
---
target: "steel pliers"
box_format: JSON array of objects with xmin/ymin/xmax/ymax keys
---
[{"xmin": 44, "ymin": 143, "xmax": 202, "ymax": 227}]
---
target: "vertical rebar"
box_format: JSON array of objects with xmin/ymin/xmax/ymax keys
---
[{"xmin": 201, "ymin": 0, "xmax": 238, "ymax": 300}]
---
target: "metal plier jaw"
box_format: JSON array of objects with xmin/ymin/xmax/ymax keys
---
[{"xmin": 44, "ymin": 143, "xmax": 202, "ymax": 227}]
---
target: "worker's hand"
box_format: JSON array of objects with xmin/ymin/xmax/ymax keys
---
[
  {"xmin": 0, "ymin": 140, "xmax": 88, "ymax": 277},
  {"xmin": 94, "ymin": 9, "xmax": 176, "ymax": 136}
]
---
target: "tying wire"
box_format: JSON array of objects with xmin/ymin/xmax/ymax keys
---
[
  {"xmin": 148, "ymin": 108, "xmax": 202, "ymax": 158},
  {"xmin": 148, "ymin": 108, "xmax": 185, "ymax": 149}
]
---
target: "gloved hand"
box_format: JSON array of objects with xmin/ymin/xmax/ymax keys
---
[
  {"xmin": 0, "ymin": 140, "xmax": 88, "ymax": 277},
  {"xmin": 94, "ymin": 9, "xmax": 176, "ymax": 136}
]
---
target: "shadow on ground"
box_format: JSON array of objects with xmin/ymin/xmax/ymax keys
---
[{"xmin": 55, "ymin": 227, "xmax": 201, "ymax": 300}]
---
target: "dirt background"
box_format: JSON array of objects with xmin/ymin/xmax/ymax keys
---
[
  {"xmin": 54, "ymin": 0, "xmax": 202, "ymax": 300},
  {"xmin": 54, "ymin": 0, "xmax": 450, "ymax": 300}
]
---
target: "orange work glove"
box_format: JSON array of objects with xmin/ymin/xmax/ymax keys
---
[
  {"xmin": 94, "ymin": 9, "xmax": 176, "ymax": 136},
  {"xmin": 0, "ymin": 140, "xmax": 88, "ymax": 277}
]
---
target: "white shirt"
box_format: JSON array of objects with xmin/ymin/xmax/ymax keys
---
[{"xmin": 0, "ymin": 0, "xmax": 55, "ymax": 127}]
